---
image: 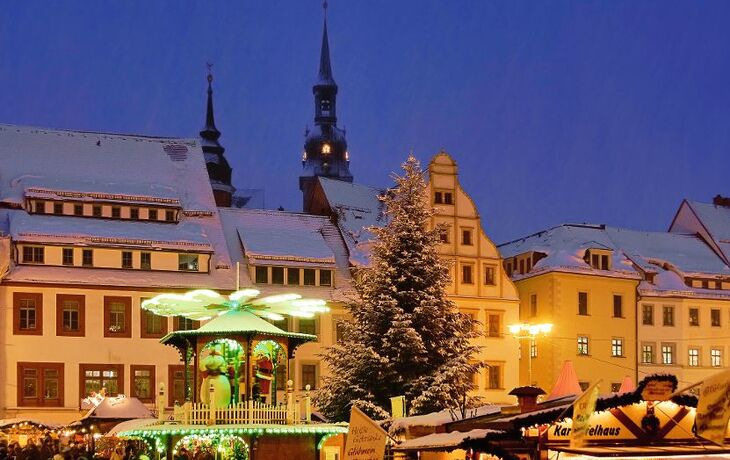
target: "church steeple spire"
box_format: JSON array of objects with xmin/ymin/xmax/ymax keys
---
[
  {"xmin": 200, "ymin": 65, "xmax": 221, "ymax": 143},
  {"xmin": 300, "ymin": 1, "xmax": 353, "ymax": 213},
  {"xmin": 199, "ymin": 64, "xmax": 234, "ymax": 207},
  {"xmin": 317, "ymin": 15, "xmax": 335, "ymax": 86}
]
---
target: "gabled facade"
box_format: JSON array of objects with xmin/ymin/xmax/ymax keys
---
[
  {"xmin": 309, "ymin": 151, "xmax": 521, "ymax": 403},
  {"xmin": 0, "ymin": 124, "xmax": 234, "ymax": 423},
  {"xmin": 499, "ymin": 221, "xmax": 730, "ymax": 393}
]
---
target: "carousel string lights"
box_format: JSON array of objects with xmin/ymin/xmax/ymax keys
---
[{"xmin": 141, "ymin": 289, "xmax": 329, "ymax": 322}]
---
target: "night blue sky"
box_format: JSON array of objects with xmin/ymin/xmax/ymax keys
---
[{"xmin": 2, "ymin": 1, "xmax": 729, "ymax": 243}]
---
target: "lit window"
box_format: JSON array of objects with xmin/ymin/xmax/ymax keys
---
[
  {"xmin": 611, "ymin": 338, "xmax": 624, "ymax": 357},
  {"xmin": 530, "ymin": 342, "xmax": 538, "ymax": 358},
  {"xmin": 19, "ymin": 298, "xmax": 37, "ymax": 330},
  {"xmin": 688, "ymin": 348, "xmax": 700, "ymax": 367},
  {"xmin": 711, "ymin": 348, "xmax": 722, "ymax": 367},
  {"xmin": 321, "ymin": 143, "xmax": 331, "ymax": 154},
  {"xmin": 661, "ymin": 343, "xmax": 675, "ymax": 364},
  {"xmin": 178, "ymin": 254, "xmax": 199, "ymax": 272},
  {"xmin": 642, "ymin": 344, "xmax": 654, "ymax": 364},
  {"xmin": 131, "ymin": 366, "xmax": 155, "ymax": 403},
  {"xmin": 577, "ymin": 336, "xmax": 589, "ymax": 355}
]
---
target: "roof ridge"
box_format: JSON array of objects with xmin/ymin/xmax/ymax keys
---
[
  {"xmin": 220, "ymin": 207, "xmax": 331, "ymax": 220},
  {"xmin": 0, "ymin": 123, "xmax": 196, "ymax": 143}
]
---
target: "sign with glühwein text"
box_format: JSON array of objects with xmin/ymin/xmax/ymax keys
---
[{"xmin": 344, "ymin": 406, "xmax": 388, "ymax": 460}]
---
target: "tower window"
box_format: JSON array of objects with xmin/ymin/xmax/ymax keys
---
[
  {"xmin": 321, "ymin": 143, "xmax": 331, "ymax": 155},
  {"xmin": 320, "ymin": 99, "xmax": 331, "ymax": 116}
]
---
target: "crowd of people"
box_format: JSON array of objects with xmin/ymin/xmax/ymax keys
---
[{"xmin": 0, "ymin": 439, "xmax": 150, "ymax": 460}]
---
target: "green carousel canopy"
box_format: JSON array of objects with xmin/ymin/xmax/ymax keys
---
[{"xmin": 141, "ymin": 288, "xmax": 326, "ymax": 350}]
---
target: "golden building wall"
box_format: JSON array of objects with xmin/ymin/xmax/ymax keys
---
[{"xmin": 513, "ymin": 271, "xmax": 639, "ymax": 393}]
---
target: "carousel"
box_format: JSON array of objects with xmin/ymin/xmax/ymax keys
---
[{"xmin": 112, "ymin": 289, "xmax": 347, "ymax": 460}]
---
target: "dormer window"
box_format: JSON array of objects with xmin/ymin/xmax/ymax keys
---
[
  {"xmin": 35, "ymin": 200, "xmax": 46, "ymax": 214},
  {"xmin": 321, "ymin": 143, "xmax": 331, "ymax": 155},
  {"xmin": 585, "ymin": 249, "xmax": 611, "ymax": 271},
  {"xmin": 53, "ymin": 202, "xmax": 63, "ymax": 214},
  {"xmin": 165, "ymin": 210, "xmax": 175, "ymax": 222}
]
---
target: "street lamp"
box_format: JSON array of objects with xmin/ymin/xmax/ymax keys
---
[{"xmin": 508, "ymin": 323, "xmax": 553, "ymax": 386}]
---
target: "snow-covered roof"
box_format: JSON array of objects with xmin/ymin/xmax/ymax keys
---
[
  {"xmin": 684, "ymin": 200, "xmax": 730, "ymax": 263},
  {"xmin": 499, "ymin": 223, "xmax": 729, "ymax": 279},
  {"xmin": 82, "ymin": 396, "xmax": 154, "ymax": 420},
  {"xmin": 606, "ymin": 226, "xmax": 730, "ymax": 276},
  {"xmin": 390, "ymin": 405, "xmax": 502, "ymax": 432},
  {"xmin": 317, "ymin": 177, "xmax": 385, "ymax": 265},
  {"xmin": 0, "ymin": 124, "xmax": 213, "ymax": 210},
  {"xmin": 219, "ymin": 208, "xmax": 350, "ymax": 269},
  {"xmin": 0, "ymin": 124, "xmax": 235, "ymax": 288},
  {"xmin": 498, "ymin": 224, "xmax": 638, "ymax": 279},
  {"xmin": 393, "ymin": 429, "xmax": 501, "ymax": 452},
  {"xmin": 8, "ymin": 211, "xmax": 212, "ymax": 251}
]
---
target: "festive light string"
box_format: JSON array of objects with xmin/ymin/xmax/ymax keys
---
[{"xmin": 141, "ymin": 289, "xmax": 330, "ymax": 321}]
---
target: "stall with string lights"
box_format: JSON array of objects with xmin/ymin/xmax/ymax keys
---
[{"xmin": 112, "ymin": 289, "xmax": 347, "ymax": 460}]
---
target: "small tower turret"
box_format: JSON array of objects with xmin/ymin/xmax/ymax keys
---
[
  {"xmin": 200, "ymin": 65, "xmax": 235, "ymax": 207},
  {"xmin": 300, "ymin": 2, "xmax": 353, "ymax": 213}
]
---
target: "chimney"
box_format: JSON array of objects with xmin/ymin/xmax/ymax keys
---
[
  {"xmin": 508, "ymin": 386, "xmax": 546, "ymax": 413},
  {"xmin": 713, "ymin": 195, "xmax": 730, "ymax": 207}
]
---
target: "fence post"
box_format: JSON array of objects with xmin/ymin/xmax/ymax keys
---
[
  {"xmin": 157, "ymin": 383, "xmax": 166, "ymax": 422},
  {"xmin": 304, "ymin": 384, "xmax": 311, "ymax": 424},
  {"xmin": 183, "ymin": 401, "xmax": 191, "ymax": 424},
  {"xmin": 208, "ymin": 382, "xmax": 216, "ymax": 425}
]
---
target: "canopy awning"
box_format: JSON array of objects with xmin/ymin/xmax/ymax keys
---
[{"xmin": 549, "ymin": 444, "xmax": 730, "ymax": 458}]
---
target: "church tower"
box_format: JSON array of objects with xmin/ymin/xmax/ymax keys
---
[
  {"xmin": 200, "ymin": 67, "xmax": 235, "ymax": 207},
  {"xmin": 300, "ymin": 4, "xmax": 353, "ymax": 212}
]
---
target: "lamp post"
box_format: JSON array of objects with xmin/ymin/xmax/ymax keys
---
[{"xmin": 508, "ymin": 323, "xmax": 553, "ymax": 386}]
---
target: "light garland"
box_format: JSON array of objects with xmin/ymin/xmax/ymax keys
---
[
  {"xmin": 142, "ymin": 289, "xmax": 329, "ymax": 322},
  {"xmin": 121, "ymin": 425, "xmax": 348, "ymax": 439}
]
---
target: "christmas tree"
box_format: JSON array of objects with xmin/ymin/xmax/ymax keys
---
[{"xmin": 315, "ymin": 155, "xmax": 481, "ymax": 421}]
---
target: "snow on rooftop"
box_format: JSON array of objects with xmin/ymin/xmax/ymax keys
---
[
  {"xmin": 318, "ymin": 177, "xmax": 386, "ymax": 265},
  {"xmin": 390, "ymin": 405, "xmax": 502, "ymax": 432},
  {"xmin": 9, "ymin": 211, "xmax": 212, "ymax": 251},
  {"xmin": 0, "ymin": 124, "xmax": 214, "ymax": 211},
  {"xmin": 499, "ymin": 223, "xmax": 729, "ymax": 279},
  {"xmin": 219, "ymin": 207, "xmax": 351, "ymax": 273},
  {"xmin": 394, "ymin": 428, "xmax": 501, "ymax": 451}
]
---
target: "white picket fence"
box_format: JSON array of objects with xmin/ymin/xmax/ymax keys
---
[{"xmin": 174, "ymin": 399, "xmax": 304, "ymax": 425}]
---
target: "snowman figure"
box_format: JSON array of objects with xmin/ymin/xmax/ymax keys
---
[{"xmin": 199, "ymin": 345, "xmax": 231, "ymax": 407}]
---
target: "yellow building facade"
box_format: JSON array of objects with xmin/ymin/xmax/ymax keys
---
[
  {"xmin": 499, "ymin": 221, "xmax": 730, "ymax": 394},
  {"xmin": 427, "ymin": 152, "xmax": 520, "ymax": 402}
]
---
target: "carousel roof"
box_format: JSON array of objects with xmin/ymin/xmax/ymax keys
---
[{"xmin": 160, "ymin": 309, "xmax": 316, "ymax": 344}]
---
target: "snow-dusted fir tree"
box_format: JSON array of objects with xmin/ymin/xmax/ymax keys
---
[{"xmin": 315, "ymin": 155, "xmax": 481, "ymax": 422}]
